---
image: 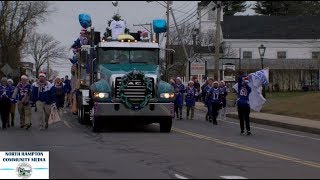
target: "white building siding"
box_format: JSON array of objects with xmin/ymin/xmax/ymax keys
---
[{"xmin": 224, "ymin": 40, "xmax": 320, "ymax": 59}]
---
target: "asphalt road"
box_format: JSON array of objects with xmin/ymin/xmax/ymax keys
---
[{"xmin": 1, "ymin": 107, "xmax": 320, "ymax": 179}]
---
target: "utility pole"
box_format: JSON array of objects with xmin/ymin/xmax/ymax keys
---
[
  {"xmin": 166, "ymin": 1, "xmax": 170, "ymax": 77},
  {"xmin": 170, "ymin": 8, "xmax": 190, "ymax": 80},
  {"xmin": 214, "ymin": 1, "xmax": 222, "ymax": 81},
  {"xmin": 133, "ymin": 23, "xmax": 153, "ymax": 42}
]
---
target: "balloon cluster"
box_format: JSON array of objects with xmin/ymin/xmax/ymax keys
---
[{"xmin": 69, "ymin": 14, "xmax": 92, "ymax": 73}]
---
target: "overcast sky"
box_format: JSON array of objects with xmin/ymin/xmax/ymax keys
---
[{"xmin": 34, "ymin": 1, "xmax": 255, "ymax": 77}]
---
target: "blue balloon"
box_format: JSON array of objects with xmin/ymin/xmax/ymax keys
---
[
  {"xmin": 153, "ymin": 19, "xmax": 167, "ymax": 33},
  {"xmin": 79, "ymin": 14, "xmax": 92, "ymax": 29}
]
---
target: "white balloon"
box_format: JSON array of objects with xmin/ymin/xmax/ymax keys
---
[{"xmin": 112, "ymin": 1, "xmax": 118, "ymax": 7}]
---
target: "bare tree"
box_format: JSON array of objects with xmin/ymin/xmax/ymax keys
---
[
  {"xmin": 0, "ymin": 1, "xmax": 53, "ymax": 71},
  {"xmin": 24, "ymin": 32, "xmax": 68, "ymax": 78}
]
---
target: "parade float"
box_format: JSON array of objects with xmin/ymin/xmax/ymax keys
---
[{"xmin": 69, "ymin": 12, "xmax": 175, "ymax": 132}]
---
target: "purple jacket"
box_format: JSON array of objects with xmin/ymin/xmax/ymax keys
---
[
  {"xmin": 185, "ymin": 86, "xmax": 196, "ymax": 107},
  {"xmin": 173, "ymin": 83, "xmax": 185, "ymax": 106}
]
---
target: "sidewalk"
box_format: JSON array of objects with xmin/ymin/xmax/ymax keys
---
[{"xmin": 194, "ymin": 102, "xmax": 320, "ymax": 135}]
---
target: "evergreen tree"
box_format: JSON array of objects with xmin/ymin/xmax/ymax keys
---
[
  {"xmin": 253, "ymin": 1, "xmax": 320, "ymax": 16},
  {"xmin": 219, "ymin": 1, "xmax": 248, "ymax": 16}
]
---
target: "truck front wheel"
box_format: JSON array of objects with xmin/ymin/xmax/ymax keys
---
[{"xmin": 160, "ymin": 118, "xmax": 172, "ymax": 133}]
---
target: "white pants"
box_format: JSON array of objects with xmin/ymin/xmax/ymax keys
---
[{"xmin": 36, "ymin": 101, "xmax": 52, "ymax": 129}]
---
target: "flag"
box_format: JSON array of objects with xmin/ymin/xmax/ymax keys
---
[{"xmin": 233, "ymin": 68, "xmax": 269, "ymax": 112}]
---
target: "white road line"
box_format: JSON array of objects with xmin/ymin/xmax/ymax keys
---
[
  {"xmin": 220, "ymin": 176, "xmax": 247, "ymax": 179},
  {"xmin": 192, "ymin": 111, "xmax": 320, "ymax": 141},
  {"xmin": 175, "ymin": 174, "xmax": 188, "ymax": 179}
]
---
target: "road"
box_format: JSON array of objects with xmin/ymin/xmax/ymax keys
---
[{"xmin": 1, "ymin": 107, "xmax": 320, "ymax": 179}]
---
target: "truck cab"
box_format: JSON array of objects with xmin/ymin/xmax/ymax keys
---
[{"xmin": 76, "ymin": 35, "xmax": 175, "ymax": 132}]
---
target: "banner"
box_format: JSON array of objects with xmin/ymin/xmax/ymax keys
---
[
  {"xmin": 233, "ymin": 68, "xmax": 269, "ymax": 112},
  {"xmin": 0, "ymin": 151, "xmax": 49, "ymax": 179}
]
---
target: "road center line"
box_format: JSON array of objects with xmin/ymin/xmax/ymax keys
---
[
  {"xmin": 174, "ymin": 173, "xmax": 188, "ymax": 179},
  {"xmin": 220, "ymin": 176, "xmax": 247, "ymax": 179},
  {"xmin": 190, "ymin": 111, "xmax": 320, "ymax": 141},
  {"xmin": 171, "ymin": 127, "xmax": 320, "ymax": 169}
]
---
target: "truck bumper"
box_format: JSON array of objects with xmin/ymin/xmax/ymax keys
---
[{"xmin": 94, "ymin": 102, "xmax": 174, "ymax": 117}]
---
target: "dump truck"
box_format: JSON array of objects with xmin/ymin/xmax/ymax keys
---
[{"xmin": 74, "ymin": 27, "xmax": 175, "ymax": 132}]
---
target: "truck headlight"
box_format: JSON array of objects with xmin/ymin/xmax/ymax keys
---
[
  {"xmin": 94, "ymin": 92, "xmax": 109, "ymax": 99},
  {"xmin": 160, "ymin": 93, "xmax": 174, "ymax": 99}
]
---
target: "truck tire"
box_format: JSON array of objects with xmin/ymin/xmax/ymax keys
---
[
  {"xmin": 83, "ymin": 106, "xmax": 91, "ymax": 125},
  {"xmin": 92, "ymin": 116, "xmax": 102, "ymax": 132},
  {"xmin": 160, "ymin": 117, "xmax": 172, "ymax": 133},
  {"xmin": 77, "ymin": 105, "xmax": 83, "ymax": 124}
]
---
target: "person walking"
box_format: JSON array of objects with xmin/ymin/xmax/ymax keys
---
[
  {"xmin": 7, "ymin": 79, "xmax": 16, "ymax": 127},
  {"xmin": 236, "ymin": 75, "xmax": 252, "ymax": 135},
  {"xmin": 64, "ymin": 75, "xmax": 72, "ymax": 107},
  {"xmin": 0, "ymin": 77, "xmax": 14, "ymax": 130},
  {"xmin": 30, "ymin": 73, "xmax": 56, "ymax": 130},
  {"xmin": 219, "ymin": 81, "xmax": 228, "ymax": 120},
  {"xmin": 201, "ymin": 80, "xmax": 208, "ymax": 102},
  {"xmin": 204, "ymin": 78, "xmax": 213, "ymax": 122},
  {"xmin": 54, "ymin": 77, "xmax": 66, "ymax": 110},
  {"xmin": 173, "ymin": 77, "xmax": 185, "ymax": 120},
  {"xmin": 185, "ymin": 81, "xmax": 197, "ymax": 120},
  {"xmin": 209, "ymin": 81, "xmax": 222, "ymax": 125},
  {"xmin": 193, "ymin": 78, "xmax": 201, "ymax": 102},
  {"xmin": 11, "ymin": 75, "xmax": 32, "ymax": 130}
]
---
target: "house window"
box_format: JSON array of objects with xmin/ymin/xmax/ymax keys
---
[
  {"xmin": 277, "ymin": 51, "xmax": 286, "ymax": 59},
  {"xmin": 243, "ymin": 51, "xmax": 252, "ymax": 59},
  {"xmin": 312, "ymin": 52, "xmax": 320, "ymax": 59}
]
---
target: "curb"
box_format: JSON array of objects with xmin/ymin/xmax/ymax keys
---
[{"xmin": 226, "ymin": 114, "xmax": 320, "ymax": 135}]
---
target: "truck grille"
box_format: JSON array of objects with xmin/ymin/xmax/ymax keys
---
[{"xmin": 115, "ymin": 77, "xmax": 155, "ymax": 103}]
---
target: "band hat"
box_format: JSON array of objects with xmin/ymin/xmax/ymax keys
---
[
  {"xmin": 188, "ymin": 81, "xmax": 194, "ymax": 84},
  {"xmin": 213, "ymin": 81, "xmax": 219, "ymax": 84},
  {"xmin": 21, "ymin": 75, "xmax": 28, "ymax": 80},
  {"xmin": 176, "ymin": 77, "xmax": 182, "ymax": 81},
  {"xmin": 39, "ymin": 73, "xmax": 46, "ymax": 78},
  {"xmin": 7, "ymin": 79, "xmax": 13, "ymax": 83}
]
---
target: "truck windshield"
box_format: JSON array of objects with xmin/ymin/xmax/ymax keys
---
[{"xmin": 98, "ymin": 48, "xmax": 159, "ymax": 65}]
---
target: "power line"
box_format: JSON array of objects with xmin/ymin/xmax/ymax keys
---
[
  {"xmin": 170, "ymin": 4, "xmax": 210, "ymax": 28},
  {"xmin": 173, "ymin": 1, "xmax": 191, "ymax": 11},
  {"xmin": 169, "ymin": 7, "xmax": 212, "ymax": 32}
]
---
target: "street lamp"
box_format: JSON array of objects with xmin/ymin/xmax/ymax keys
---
[
  {"xmin": 258, "ymin": 44, "xmax": 266, "ymax": 98},
  {"xmin": 258, "ymin": 44, "xmax": 266, "ymax": 69}
]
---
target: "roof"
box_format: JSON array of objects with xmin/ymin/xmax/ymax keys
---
[
  {"xmin": 222, "ymin": 16, "xmax": 320, "ymax": 39},
  {"xmin": 98, "ymin": 41, "xmax": 159, "ymax": 49}
]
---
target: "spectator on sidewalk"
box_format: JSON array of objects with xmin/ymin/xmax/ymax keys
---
[
  {"xmin": 11, "ymin": 75, "xmax": 32, "ymax": 130},
  {"xmin": 0, "ymin": 77, "xmax": 14, "ymax": 130},
  {"xmin": 204, "ymin": 78, "xmax": 213, "ymax": 122},
  {"xmin": 7, "ymin": 79, "xmax": 16, "ymax": 127},
  {"xmin": 30, "ymin": 73, "xmax": 56, "ymax": 130},
  {"xmin": 219, "ymin": 80, "xmax": 228, "ymax": 120},
  {"xmin": 209, "ymin": 81, "xmax": 222, "ymax": 125},
  {"xmin": 236, "ymin": 74, "xmax": 252, "ymax": 135},
  {"xmin": 185, "ymin": 81, "xmax": 197, "ymax": 120},
  {"xmin": 173, "ymin": 77, "xmax": 185, "ymax": 120}
]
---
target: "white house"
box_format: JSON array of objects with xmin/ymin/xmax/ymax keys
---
[{"xmin": 197, "ymin": 3, "xmax": 320, "ymax": 91}]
